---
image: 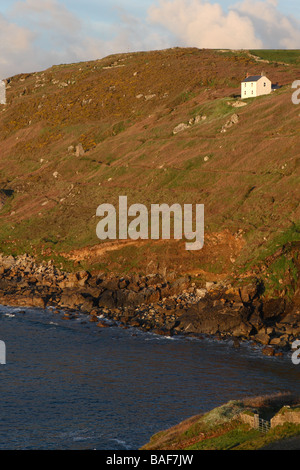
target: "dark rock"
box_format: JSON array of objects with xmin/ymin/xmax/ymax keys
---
[
  {"xmin": 80, "ymin": 299, "xmax": 95, "ymax": 313},
  {"xmin": 262, "ymin": 346, "xmax": 275, "ymax": 357},
  {"xmin": 98, "ymin": 290, "xmax": 116, "ymax": 309},
  {"xmin": 277, "ymin": 339, "xmax": 291, "ymax": 351},
  {"xmin": 153, "ymin": 328, "xmax": 173, "ymax": 337},
  {"xmin": 178, "ymin": 302, "xmax": 243, "ymax": 335},
  {"xmin": 62, "ymin": 313, "xmax": 74, "ymax": 320},
  {"xmin": 101, "ymin": 279, "xmax": 119, "ymax": 291},
  {"xmin": 254, "ymin": 332, "xmax": 270, "ymax": 345},
  {"xmin": 89, "ymin": 315, "xmax": 99, "ymax": 322},
  {"xmin": 169, "ymin": 277, "xmax": 190, "ymax": 295},
  {"xmin": 129, "ymin": 319, "xmax": 141, "ymax": 328},
  {"xmin": 232, "ymin": 322, "xmax": 253, "ymax": 338},
  {"xmin": 97, "ymin": 321, "xmax": 110, "ymax": 328},
  {"xmin": 59, "ymin": 291, "xmax": 86, "ymax": 309},
  {"xmin": 89, "ymin": 309, "xmax": 99, "ymax": 316},
  {"xmin": 249, "ymin": 310, "xmax": 263, "ymax": 330},
  {"xmin": 274, "ymin": 351, "xmax": 284, "ymax": 357},
  {"xmin": 262, "ymin": 299, "xmax": 286, "ymax": 321},
  {"xmin": 119, "ymin": 278, "xmax": 129, "ymax": 289}
]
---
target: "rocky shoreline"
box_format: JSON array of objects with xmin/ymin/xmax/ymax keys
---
[{"xmin": 0, "ymin": 253, "xmax": 299, "ymax": 357}]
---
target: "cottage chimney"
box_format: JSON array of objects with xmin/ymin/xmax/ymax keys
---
[{"xmin": 261, "ymin": 70, "xmax": 265, "ymax": 77}]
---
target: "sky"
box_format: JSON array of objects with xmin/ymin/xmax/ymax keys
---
[{"xmin": 0, "ymin": 0, "xmax": 299, "ymax": 78}]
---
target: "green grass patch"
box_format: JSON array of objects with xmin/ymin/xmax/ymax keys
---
[
  {"xmin": 190, "ymin": 98, "xmax": 233, "ymax": 121},
  {"xmin": 170, "ymin": 91, "xmax": 197, "ymax": 107},
  {"xmin": 112, "ymin": 120, "xmax": 126, "ymax": 135},
  {"xmin": 249, "ymin": 50, "xmax": 300, "ymax": 65},
  {"xmin": 236, "ymin": 423, "xmax": 300, "ymax": 450},
  {"xmin": 187, "ymin": 426, "xmax": 260, "ymax": 450}
]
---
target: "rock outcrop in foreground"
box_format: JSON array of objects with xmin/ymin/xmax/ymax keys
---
[{"xmin": 141, "ymin": 393, "xmax": 300, "ymax": 450}]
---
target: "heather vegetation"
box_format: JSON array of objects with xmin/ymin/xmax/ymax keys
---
[{"xmin": 0, "ymin": 47, "xmax": 299, "ymax": 300}]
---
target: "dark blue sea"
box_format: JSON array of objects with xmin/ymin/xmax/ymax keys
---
[{"xmin": 0, "ymin": 305, "xmax": 299, "ymax": 449}]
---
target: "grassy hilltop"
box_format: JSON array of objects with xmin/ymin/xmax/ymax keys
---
[
  {"xmin": 0, "ymin": 48, "xmax": 299, "ymax": 297},
  {"xmin": 141, "ymin": 393, "xmax": 300, "ymax": 450}
]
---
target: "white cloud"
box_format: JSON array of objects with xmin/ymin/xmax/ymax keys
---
[
  {"xmin": 233, "ymin": 0, "xmax": 300, "ymax": 48},
  {"xmin": 107, "ymin": 9, "xmax": 172, "ymax": 53},
  {"xmin": 0, "ymin": 13, "xmax": 37, "ymax": 77},
  {"xmin": 148, "ymin": 0, "xmax": 262, "ymax": 49},
  {"xmin": 148, "ymin": 0, "xmax": 300, "ymax": 49},
  {"xmin": 0, "ymin": 0, "xmax": 108, "ymax": 78},
  {"xmin": 12, "ymin": 0, "xmax": 81, "ymax": 33}
]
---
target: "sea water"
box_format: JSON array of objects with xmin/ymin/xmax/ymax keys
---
[{"xmin": 0, "ymin": 305, "xmax": 299, "ymax": 450}]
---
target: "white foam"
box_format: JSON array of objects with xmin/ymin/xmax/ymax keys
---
[{"xmin": 110, "ymin": 438, "xmax": 131, "ymax": 449}]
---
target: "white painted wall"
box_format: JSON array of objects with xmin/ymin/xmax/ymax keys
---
[
  {"xmin": 241, "ymin": 80, "xmax": 257, "ymax": 99},
  {"xmin": 256, "ymin": 77, "xmax": 272, "ymax": 97}
]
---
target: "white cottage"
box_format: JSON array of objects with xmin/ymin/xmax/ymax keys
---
[
  {"xmin": 241, "ymin": 74, "xmax": 272, "ymax": 99},
  {"xmin": 0, "ymin": 80, "xmax": 6, "ymax": 105}
]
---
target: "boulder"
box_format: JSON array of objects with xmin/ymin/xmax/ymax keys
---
[
  {"xmin": 262, "ymin": 346, "xmax": 275, "ymax": 357},
  {"xmin": 262, "ymin": 299, "xmax": 286, "ymax": 320},
  {"xmin": 75, "ymin": 143, "xmax": 85, "ymax": 157},
  {"xmin": 232, "ymin": 322, "xmax": 253, "ymax": 338},
  {"xmin": 221, "ymin": 114, "xmax": 239, "ymax": 133},
  {"xmin": 98, "ymin": 290, "xmax": 116, "ymax": 309},
  {"xmin": 254, "ymin": 331, "xmax": 270, "ymax": 345},
  {"xmin": 178, "ymin": 303, "xmax": 243, "ymax": 335},
  {"xmin": 195, "ymin": 288, "xmax": 207, "ymax": 298},
  {"xmin": 169, "ymin": 277, "xmax": 190, "ymax": 295},
  {"xmin": 144, "ymin": 94, "xmax": 156, "ymax": 101},
  {"xmin": 59, "ymin": 291, "xmax": 86, "ymax": 309},
  {"xmin": 80, "ymin": 299, "xmax": 95, "ymax": 313},
  {"xmin": 97, "ymin": 321, "xmax": 110, "ymax": 328},
  {"xmin": 229, "ymin": 101, "xmax": 247, "ymax": 108},
  {"xmin": 173, "ymin": 123, "xmax": 189, "ymax": 135}
]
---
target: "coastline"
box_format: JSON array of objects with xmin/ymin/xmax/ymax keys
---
[
  {"xmin": 2, "ymin": 303, "xmax": 299, "ymax": 451},
  {"xmin": 0, "ymin": 253, "xmax": 299, "ymax": 357}
]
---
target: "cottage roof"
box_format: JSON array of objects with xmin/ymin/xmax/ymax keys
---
[{"xmin": 242, "ymin": 75, "xmax": 265, "ymax": 83}]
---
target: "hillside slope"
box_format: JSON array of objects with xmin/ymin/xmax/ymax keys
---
[
  {"xmin": 0, "ymin": 48, "xmax": 299, "ymax": 296},
  {"xmin": 141, "ymin": 394, "xmax": 300, "ymax": 450}
]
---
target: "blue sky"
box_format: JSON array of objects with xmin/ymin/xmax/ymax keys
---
[
  {"xmin": 0, "ymin": 0, "xmax": 299, "ymax": 19},
  {"xmin": 0, "ymin": 0, "xmax": 299, "ymax": 78}
]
